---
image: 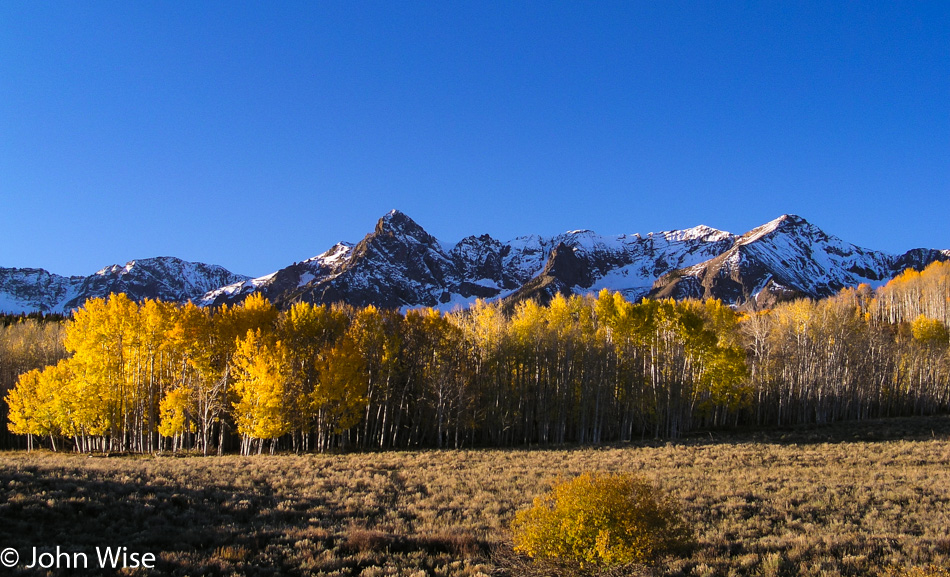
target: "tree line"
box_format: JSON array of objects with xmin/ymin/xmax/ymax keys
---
[
  {"xmin": 0, "ymin": 315, "xmax": 67, "ymax": 448},
  {"xmin": 4, "ymin": 261, "xmax": 950, "ymax": 454}
]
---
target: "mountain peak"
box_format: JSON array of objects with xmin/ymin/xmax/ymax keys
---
[
  {"xmin": 0, "ymin": 257, "xmax": 249, "ymax": 314},
  {"xmin": 740, "ymin": 214, "xmax": 813, "ymax": 245},
  {"xmin": 763, "ymin": 213, "xmax": 805, "ymax": 228},
  {"xmin": 665, "ymin": 224, "xmax": 733, "ymax": 243},
  {"xmin": 380, "ymin": 209, "xmax": 413, "ymax": 226},
  {"xmin": 648, "ymin": 212, "xmax": 946, "ymax": 308},
  {"xmin": 375, "ymin": 210, "xmax": 431, "ymax": 239},
  {"xmin": 769, "ymin": 214, "xmax": 810, "ymax": 229},
  {"xmin": 4, "ymin": 212, "xmax": 948, "ymax": 315},
  {"xmin": 304, "ymin": 242, "xmax": 353, "ymax": 266}
]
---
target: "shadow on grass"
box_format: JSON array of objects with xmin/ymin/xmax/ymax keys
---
[
  {"xmin": 0, "ymin": 457, "xmax": 493, "ymax": 576},
  {"xmin": 0, "ymin": 468, "xmax": 301, "ymax": 575},
  {"xmin": 675, "ymin": 414, "xmax": 950, "ymax": 447}
]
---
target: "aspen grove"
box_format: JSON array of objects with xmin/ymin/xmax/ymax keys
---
[{"xmin": 4, "ymin": 262, "xmax": 950, "ymax": 455}]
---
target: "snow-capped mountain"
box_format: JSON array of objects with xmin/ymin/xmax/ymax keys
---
[
  {"xmin": 198, "ymin": 210, "xmax": 742, "ymax": 310},
  {"xmin": 650, "ymin": 214, "xmax": 950, "ymax": 307},
  {"xmin": 4, "ymin": 211, "xmax": 948, "ymax": 315},
  {"xmin": 0, "ymin": 257, "xmax": 249, "ymax": 314}
]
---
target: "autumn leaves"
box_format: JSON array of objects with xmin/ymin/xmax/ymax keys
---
[{"xmin": 4, "ymin": 261, "xmax": 950, "ymax": 454}]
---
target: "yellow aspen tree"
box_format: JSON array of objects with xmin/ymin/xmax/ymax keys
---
[
  {"xmin": 681, "ymin": 299, "xmax": 750, "ymax": 426},
  {"xmin": 277, "ymin": 301, "xmax": 349, "ymax": 451},
  {"xmin": 5, "ymin": 368, "xmax": 58, "ymax": 450},
  {"xmin": 401, "ymin": 307, "xmax": 471, "ymax": 448},
  {"xmin": 594, "ymin": 290, "xmax": 651, "ymax": 441},
  {"xmin": 340, "ymin": 305, "xmax": 400, "ymax": 450},
  {"xmin": 450, "ymin": 299, "xmax": 508, "ymax": 444},
  {"xmin": 157, "ymin": 387, "xmax": 196, "ymax": 451},
  {"xmin": 314, "ymin": 333, "xmax": 369, "ymax": 451},
  {"xmin": 4, "ymin": 359, "xmax": 81, "ymax": 451},
  {"xmin": 138, "ymin": 299, "xmax": 177, "ymax": 452},
  {"xmin": 230, "ymin": 329, "xmax": 292, "ymax": 455},
  {"xmin": 64, "ymin": 294, "xmax": 142, "ymax": 450},
  {"xmin": 911, "ymin": 315, "xmax": 950, "ymax": 346},
  {"xmin": 216, "ymin": 293, "xmax": 279, "ymax": 349},
  {"xmin": 166, "ymin": 302, "xmax": 225, "ymax": 455}
]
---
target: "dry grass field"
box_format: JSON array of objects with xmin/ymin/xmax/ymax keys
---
[{"xmin": 1, "ymin": 417, "xmax": 950, "ymax": 576}]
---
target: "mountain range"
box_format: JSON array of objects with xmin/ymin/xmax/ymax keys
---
[{"xmin": 3, "ymin": 210, "xmax": 948, "ymax": 315}]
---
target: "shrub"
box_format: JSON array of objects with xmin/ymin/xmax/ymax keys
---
[{"xmin": 511, "ymin": 472, "xmax": 692, "ymax": 568}]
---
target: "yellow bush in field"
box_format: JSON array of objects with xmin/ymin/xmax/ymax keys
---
[{"xmin": 511, "ymin": 472, "xmax": 692, "ymax": 567}]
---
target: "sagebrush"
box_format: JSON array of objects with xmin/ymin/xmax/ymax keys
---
[
  {"xmin": 0, "ymin": 417, "xmax": 948, "ymax": 576},
  {"xmin": 512, "ymin": 471, "xmax": 692, "ymax": 567}
]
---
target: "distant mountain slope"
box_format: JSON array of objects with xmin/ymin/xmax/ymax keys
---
[
  {"xmin": 197, "ymin": 210, "xmax": 950, "ymax": 311},
  {"xmin": 199, "ymin": 210, "xmax": 741, "ymax": 310},
  {"xmin": 0, "ymin": 258, "xmax": 249, "ymax": 314},
  {"xmin": 649, "ymin": 215, "xmax": 950, "ymax": 308},
  {"xmin": 4, "ymin": 211, "xmax": 949, "ymax": 314}
]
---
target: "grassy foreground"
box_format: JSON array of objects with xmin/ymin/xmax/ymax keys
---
[{"xmin": 1, "ymin": 418, "xmax": 949, "ymax": 576}]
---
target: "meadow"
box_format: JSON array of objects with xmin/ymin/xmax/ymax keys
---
[{"xmin": 1, "ymin": 416, "xmax": 949, "ymax": 577}]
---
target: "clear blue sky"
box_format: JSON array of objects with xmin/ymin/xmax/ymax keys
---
[{"xmin": 2, "ymin": 2, "xmax": 947, "ymax": 277}]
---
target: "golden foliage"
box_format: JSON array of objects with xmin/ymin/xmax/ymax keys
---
[
  {"xmin": 231, "ymin": 329, "xmax": 293, "ymax": 444},
  {"xmin": 511, "ymin": 471, "xmax": 692, "ymax": 567},
  {"xmin": 157, "ymin": 387, "xmax": 195, "ymax": 439},
  {"xmin": 912, "ymin": 315, "xmax": 950, "ymax": 346}
]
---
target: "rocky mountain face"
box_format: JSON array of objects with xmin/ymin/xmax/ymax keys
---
[
  {"xmin": 0, "ymin": 257, "xmax": 249, "ymax": 314},
  {"xmin": 649, "ymin": 215, "xmax": 950, "ymax": 308},
  {"xmin": 198, "ymin": 210, "xmax": 743, "ymax": 310},
  {"xmin": 4, "ymin": 211, "xmax": 949, "ymax": 315}
]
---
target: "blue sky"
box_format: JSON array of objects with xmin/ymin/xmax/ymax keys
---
[{"xmin": 2, "ymin": 2, "xmax": 947, "ymax": 277}]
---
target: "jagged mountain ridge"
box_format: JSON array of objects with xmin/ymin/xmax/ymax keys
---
[
  {"xmin": 0, "ymin": 257, "xmax": 250, "ymax": 314},
  {"xmin": 650, "ymin": 215, "xmax": 950, "ymax": 308},
  {"xmin": 199, "ymin": 210, "xmax": 948, "ymax": 311},
  {"xmin": 3, "ymin": 211, "xmax": 948, "ymax": 314},
  {"xmin": 197, "ymin": 210, "xmax": 742, "ymax": 310}
]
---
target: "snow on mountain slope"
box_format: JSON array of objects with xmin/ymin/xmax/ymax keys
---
[
  {"xmin": 193, "ymin": 211, "xmax": 950, "ymax": 311},
  {"xmin": 0, "ymin": 258, "xmax": 249, "ymax": 314},
  {"xmin": 198, "ymin": 243, "xmax": 352, "ymax": 307},
  {"xmin": 196, "ymin": 210, "xmax": 746, "ymax": 311},
  {"xmin": 0, "ymin": 268, "xmax": 83, "ymax": 314},
  {"xmin": 5, "ymin": 211, "xmax": 949, "ymax": 314},
  {"xmin": 567, "ymin": 225, "xmax": 738, "ymax": 299},
  {"xmin": 650, "ymin": 214, "xmax": 950, "ymax": 308},
  {"xmin": 60, "ymin": 257, "xmax": 250, "ymax": 312},
  {"xmin": 737, "ymin": 215, "xmax": 893, "ymax": 291},
  {"xmin": 501, "ymin": 225, "xmax": 739, "ymax": 305}
]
